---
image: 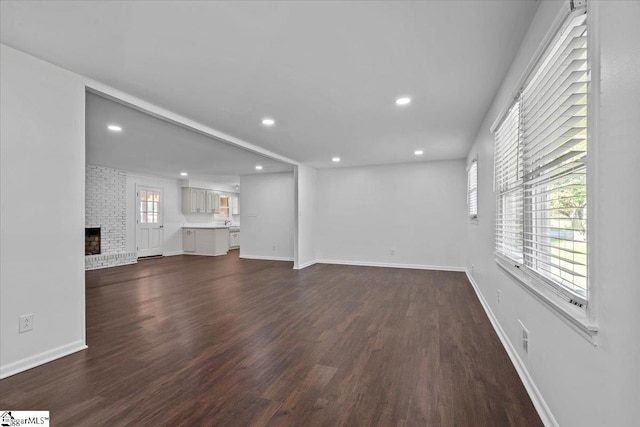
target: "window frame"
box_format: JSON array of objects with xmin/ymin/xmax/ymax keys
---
[
  {"xmin": 494, "ymin": 101, "xmax": 523, "ymax": 264},
  {"xmin": 467, "ymin": 159, "xmax": 478, "ymax": 221},
  {"xmin": 491, "ymin": 0, "xmax": 598, "ymax": 343},
  {"xmin": 218, "ymin": 194, "xmax": 230, "ymax": 218}
]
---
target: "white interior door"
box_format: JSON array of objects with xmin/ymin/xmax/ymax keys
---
[{"xmin": 137, "ymin": 186, "xmax": 163, "ymax": 257}]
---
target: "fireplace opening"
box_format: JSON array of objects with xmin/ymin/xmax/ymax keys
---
[{"xmin": 85, "ymin": 227, "xmax": 101, "ymax": 255}]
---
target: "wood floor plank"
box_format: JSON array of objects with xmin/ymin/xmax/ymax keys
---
[{"xmin": 0, "ymin": 253, "xmax": 542, "ymax": 426}]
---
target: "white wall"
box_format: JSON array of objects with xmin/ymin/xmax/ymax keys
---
[
  {"xmin": 239, "ymin": 172, "xmax": 295, "ymax": 261},
  {"xmin": 294, "ymin": 165, "xmax": 317, "ymax": 269},
  {"xmin": 465, "ymin": 1, "xmax": 640, "ymax": 426},
  {"xmin": 0, "ymin": 45, "xmax": 86, "ymax": 377},
  {"xmin": 181, "ymin": 178, "xmax": 239, "ymax": 195},
  {"xmin": 316, "ymin": 160, "xmax": 467, "ymax": 269}
]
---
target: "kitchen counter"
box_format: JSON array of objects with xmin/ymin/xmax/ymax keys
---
[{"xmin": 183, "ymin": 227, "xmax": 230, "ymax": 256}]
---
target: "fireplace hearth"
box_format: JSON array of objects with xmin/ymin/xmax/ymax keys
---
[{"xmin": 85, "ymin": 227, "xmax": 101, "ymax": 255}]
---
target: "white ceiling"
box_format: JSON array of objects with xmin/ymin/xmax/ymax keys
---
[
  {"xmin": 1, "ymin": 0, "xmax": 539, "ymax": 168},
  {"xmin": 85, "ymin": 92, "xmax": 293, "ymax": 183}
]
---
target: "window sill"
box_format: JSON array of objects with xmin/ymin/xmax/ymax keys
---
[{"xmin": 495, "ymin": 256, "xmax": 598, "ymax": 345}]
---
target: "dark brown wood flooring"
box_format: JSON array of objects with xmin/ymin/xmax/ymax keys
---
[{"xmin": 0, "ymin": 253, "xmax": 542, "ymax": 426}]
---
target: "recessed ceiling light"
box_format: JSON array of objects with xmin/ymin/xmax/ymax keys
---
[
  {"xmin": 414, "ymin": 150, "xmax": 424, "ymax": 155},
  {"xmin": 255, "ymin": 165, "xmax": 263, "ymax": 170},
  {"xmin": 332, "ymin": 157, "xmax": 341, "ymax": 162},
  {"xmin": 180, "ymin": 172, "xmax": 188, "ymax": 176},
  {"xmin": 262, "ymin": 118, "xmax": 275, "ymax": 126},
  {"xmin": 395, "ymin": 97, "xmax": 411, "ymax": 106},
  {"xmin": 107, "ymin": 124, "xmax": 122, "ymax": 132}
]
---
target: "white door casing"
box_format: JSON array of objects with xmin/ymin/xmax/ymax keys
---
[{"xmin": 137, "ymin": 186, "xmax": 163, "ymax": 257}]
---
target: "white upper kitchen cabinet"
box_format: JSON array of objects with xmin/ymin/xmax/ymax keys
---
[
  {"xmin": 182, "ymin": 187, "xmax": 220, "ymax": 214},
  {"xmin": 182, "ymin": 187, "xmax": 206, "ymax": 214},
  {"xmin": 206, "ymin": 190, "xmax": 220, "ymax": 214}
]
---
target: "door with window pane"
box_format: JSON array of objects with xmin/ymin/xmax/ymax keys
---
[{"xmin": 137, "ymin": 186, "xmax": 163, "ymax": 257}]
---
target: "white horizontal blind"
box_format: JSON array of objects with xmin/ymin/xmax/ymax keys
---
[
  {"xmin": 467, "ymin": 160, "xmax": 478, "ymax": 218},
  {"xmin": 521, "ymin": 10, "xmax": 588, "ymax": 304},
  {"xmin": 494, "ymin": 102, "xmax": 523, "ymax": 263}
]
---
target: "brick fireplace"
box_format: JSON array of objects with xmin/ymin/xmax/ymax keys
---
[
  {"xmin": 85, "ymin": 227, "xmax": 100, "ymax": 255},
  {"xmin": 85, "ymin": 165, "xmax": 137, "ymax": 270}
]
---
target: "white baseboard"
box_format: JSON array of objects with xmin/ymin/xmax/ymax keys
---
[
  {"xmin": 464, "ymin": 270, "xmax": 558, "ymax": 427},
  {"xmin": 295, "ymin": 259, "xmax": 317, "ymax": 270},
  {"xmin": 0, "ymin": 340, "xmax": 87, "ymax": 379},
  {"xmin": 239, "ymin": 255, "xmax": 294, "ymax": 262},
  {"xmin": 316, "ymin": 259, "xmax": 465, "ymax": 272},
  {"xmin": 162, "ymin": 250, "xmax": 184, "ymax": 257}
]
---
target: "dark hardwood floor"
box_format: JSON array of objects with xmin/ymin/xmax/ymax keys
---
[{"xmin": 0, "ymin": 253, "xmax": 542, "ymax": 426}]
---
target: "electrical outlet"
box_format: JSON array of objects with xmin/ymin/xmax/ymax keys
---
[
  {"xmin": 390, "ymin": 249, "xmax": 395, "ymax": 256},
  {"xmin": 518, "ymin": 320, "xmax": 529, "ymax": 355},
  {"xmin": 19, "ymin": 314, "xmax": 34, "ymax": 333},
  {"xmin": 497, "ymin": 290, "xmax": 501, "ymax": 304}
]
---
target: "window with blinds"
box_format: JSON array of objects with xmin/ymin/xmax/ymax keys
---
[
  {"xmin": 467, "ymin": 160, "xmax": 478, "ymax": 219},
  {"xmin": 495, "ymin": 102, "xmax": 523, "ymax": 264},
  {"xmin": 494, "ymin": 6, "xmax": 589, "ymax": 307}
]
